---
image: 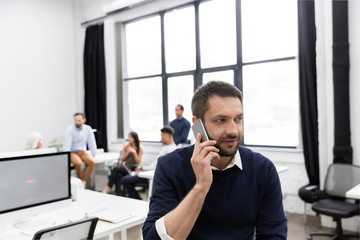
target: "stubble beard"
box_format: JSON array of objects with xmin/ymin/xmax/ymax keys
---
[{"xmin": 210, "ymin": 134, "xmax": 242, "ymax": 157}]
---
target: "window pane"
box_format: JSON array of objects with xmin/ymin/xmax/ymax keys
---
[
  {"xmin": 199, "ymin": 0, "xmax": 236, "ymax": 68},
  {"xmin": 241, "ymin": 0, "xmax": 298, "ymax": 62},
  {"xmin": 168, "ymin": 75, "xmax": 194, "ymax": 124},
  {"xmin": 165, "ymin": 7, "xmax": 196, "ymax": 73},
  {"xmin": 127, "ymin": 77, "xmax": 163, "ymax": 141},
  {"xmin": 243, "ymin": 60, "xmax": 299, "ymax": 147},
  {"xmin": 125, "ymin": 16, "xmax": 161, "ymax": 78},
  {"xmin": 203, "ymin": 70, "xmax": 234, "ymax": 85}
]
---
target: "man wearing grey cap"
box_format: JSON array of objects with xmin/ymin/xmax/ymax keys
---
[{"xmin": 120, "ymin": 126, "xmax": 177, "ymax": 199}]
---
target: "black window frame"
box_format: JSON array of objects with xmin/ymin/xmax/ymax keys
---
[{"xmin": 121, "ymin": 0, "xmax": 298, "ymax": 148}]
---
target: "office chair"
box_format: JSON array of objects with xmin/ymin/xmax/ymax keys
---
[
  {"xmin": 33, "ymin": 216, "xmax": 98, "ymax": 240},
  {"xmin": 307, "ymin": 163, "xmax": 360, "ymax": 240}
]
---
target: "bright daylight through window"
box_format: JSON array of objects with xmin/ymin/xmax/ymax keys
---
[{"xmin": 122, "ymin": 0, "xmax": 299, "ymax": 147}]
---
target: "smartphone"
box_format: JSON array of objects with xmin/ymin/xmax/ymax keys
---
[{"xmin": 192, "ymin": 119, "xmax": 209, "ymax": 142}]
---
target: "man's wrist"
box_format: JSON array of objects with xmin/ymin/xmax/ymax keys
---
[{"xmin": 193, "ymin": 183, "xmax": 210, "ymax": 197}]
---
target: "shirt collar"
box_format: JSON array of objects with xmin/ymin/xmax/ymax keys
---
[{"xmin": 211, "ymin": 150, "xmax": 242, "ymax": 171}]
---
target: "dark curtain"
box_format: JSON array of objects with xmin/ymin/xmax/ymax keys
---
[
  {"xmin": 332, "ymin": 0, "xmax": 352, "ymax": 164},
  {"xmin": 84, "ymin": 24, "xmax": 108, "ymax": 151},
  {"xmin": 298, "ymin": 0, "xmax": 319, "ymax": 186}
]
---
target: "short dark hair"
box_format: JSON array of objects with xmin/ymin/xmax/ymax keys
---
[
  {"xmin": 74, "ymin": 112, "xmax": 86, "ymax": 118},
  {"xmin": 191, "ymin": 81, "xmax": 242, "ymax": 120},
  {"xmin": 161, "ymin": 125, "xmax": 175, "ymax": 136},
  {"xmin": 176, "ymin": 104, "xmax": 184, "ymax": 111}
]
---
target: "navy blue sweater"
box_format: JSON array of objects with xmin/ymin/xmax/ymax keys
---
[
  {"xmin": 170, "ymin": 118, "xmax": 191, "ymax": 145},
  {"xmin": 143, "ymin": 146, "xmax": 287, "ymax": 240}
]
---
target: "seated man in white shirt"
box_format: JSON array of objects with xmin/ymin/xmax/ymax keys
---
[
  {"xmin": 120, "ymin": 126, "xmax": 177, "ymax": 199},
  {"xmin": 63, "ymin": 113, "xmax": 97, "ymax": 187}
]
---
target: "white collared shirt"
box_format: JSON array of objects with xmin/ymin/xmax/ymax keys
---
[{"xmin": 155, "ymin": 150, "xmax": 243, "ymax": 240}]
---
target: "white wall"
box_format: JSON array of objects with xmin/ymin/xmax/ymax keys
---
[{"xmin": 0, "ymin": 0, "xmax": 80, "ymax": 152}]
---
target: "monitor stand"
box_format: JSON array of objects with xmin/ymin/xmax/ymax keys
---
[{"xmin": 14, "ymin": 217, "xmax": 45, "ymax": 229}]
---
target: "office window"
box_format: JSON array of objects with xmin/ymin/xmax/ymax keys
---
[
  {"xmin": 125, "ymin": 16, "xmax": 161, "ymax": 78},
  {"xmin": 243, "ymin": 61, "xmax": 299, "ymax": 146},
  {"xmin": 241, "ymin": 0, "xmax": 297, "ymax": 62},
  {"xmin": 167, "ymin": 75, "xmax": 194, "ymax": 124},
  {"xmin": 121, "ymin": 0, "xmax": 299, "ymax": 147},
  {"xmin": 165, "ymin": 6, "xmax": 196, "ymax": 73},
  {"xmin": 199, "ymin": 0, "xmax": 236, "ymax": 68},
  {"xmin": 126, "ymin": 77, "xmax": 163, "ymax": 141},
  {"xmin": 203, "ymin": 70, "xmax": 234, "ymax": 85}
]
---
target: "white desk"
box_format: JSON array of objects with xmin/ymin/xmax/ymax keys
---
[
  {"xmin": 0, "ymin": 190, "xmax": 148, "ymax": 240},
  {"xmin": 92, "ymin": 152, "xmax": 120, "ymax": 190},
  {"xmin": 138, "ymin": 170, "xmax": 155, "ymax": 200},
  {"xmin": 275, "ymin": 165, "xmax": 289, "ymax": 174},
  {"xmin": 346, "ymin": 183, "xmax": 360, "ymax": 200},
  {"xmin": 95, "ymin": 152, "xmax": 120, "ymax": 164}
]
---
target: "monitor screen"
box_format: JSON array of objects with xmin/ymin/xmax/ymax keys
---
[{"xmin": 0, "ymin": 152, "xmax": 71, "ymax": 216}]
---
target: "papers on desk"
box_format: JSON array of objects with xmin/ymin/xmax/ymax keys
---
[{"xmin": 85, "ymin": 204, "xmax": 136, "ymax": 223}]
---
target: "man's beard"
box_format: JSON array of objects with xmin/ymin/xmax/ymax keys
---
[
  {"xmin": 211, "ymin": 134, "xmax": 241, "ymax": 157},
  {"xmin": 75, "ymin": 124, "xmax": 82, "ymax": 128}
]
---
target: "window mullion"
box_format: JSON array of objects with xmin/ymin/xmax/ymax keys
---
[
  {"xmin": 194, "ymin": 1, "xmax": 202, "ymax": 90},
  {"xmin": 235, "ymin": 0, "xmax": 243, "ymax": 92},
  {"xmin": 160, "ymin": 12, "xmax": 168, "ymax": 125}
]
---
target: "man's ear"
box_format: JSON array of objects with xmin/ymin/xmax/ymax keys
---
[
  {"xmin": 192, "ymin": 116, "xmax": 199, "ymax": 124},
  {"xmin": 83, "ymin": 118, "xmax": 87, "ymax": 124}
]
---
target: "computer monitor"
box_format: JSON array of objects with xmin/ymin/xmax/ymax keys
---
[{"xmin": 0, "ymin": 152, "xmax": 71, "ymax": 229}]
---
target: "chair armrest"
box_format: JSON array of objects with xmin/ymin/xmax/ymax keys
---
[{"xmin": 305, "ymin": 185, "xmax": 319, "ymax": 191}]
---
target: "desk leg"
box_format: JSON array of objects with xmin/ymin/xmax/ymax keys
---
[
  {"xmin": 120, "ymin": 230, "xmax": 127, "ymax": 240},
  {"xmin": 107, "ymin": 233, "xmax": 114, "ymax": 240}
]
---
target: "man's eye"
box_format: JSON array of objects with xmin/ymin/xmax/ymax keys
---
[
  {"xmin": 235, "ymin": 117, "xmax": 243, "ymax": 122},
  {"xmin": 216, "ymin": 119, "xmax": 225, "ymax": 123}
]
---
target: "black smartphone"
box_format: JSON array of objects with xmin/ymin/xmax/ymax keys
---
[{"xmin": 192, "ymin": 119, "xmax": 209, "ymax": 142}]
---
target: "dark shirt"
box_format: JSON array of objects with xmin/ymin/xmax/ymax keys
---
[
  {"xmin": 170, "ymin": 117, "xmax": 191, "ymax": 145},
  {"xmin": 143, "ymin": 145, "xmax": 287, "ymax": 240}
]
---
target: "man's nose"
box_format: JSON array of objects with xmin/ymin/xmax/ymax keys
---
[{"xmin": 225, "ymin": 121, "xmax": 238, "ymax": 135}]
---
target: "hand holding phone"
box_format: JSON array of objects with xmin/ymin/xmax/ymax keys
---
[
  {"xmin": 191, "ymin": 119, "xmax": 219, "ymax": 192},
  {"xmin": 192, "ymin": 119, "xmax": 209, "ymax": 142}
]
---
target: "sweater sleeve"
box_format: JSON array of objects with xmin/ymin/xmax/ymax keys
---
[
  {"xmin": 255, "ymin": 161, "xmax": 287, "ymax": 239},
  {"xmin": 142, "ymin": 155, "xmax": 181, "ymax": 240}
]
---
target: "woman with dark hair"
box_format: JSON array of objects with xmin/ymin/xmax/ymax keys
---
[{"xmin": 102, "ymin": 132, "xmax": 143, "ymax": 194}]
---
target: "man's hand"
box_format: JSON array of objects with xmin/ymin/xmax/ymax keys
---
[
  {"xmin": 191, "ymin": 133, "xmax": 220, "ymax": 192},
  {"xmin": 135, "ymin": 166, "xmax": 142, "ymax": 171},
  {"xmin": 163, "ymin": 133, "xmax": 220, "ymax": 239}
]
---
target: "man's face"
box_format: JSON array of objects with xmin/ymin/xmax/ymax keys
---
[
  {"xmin": 175, "ymin": 106, "xmax": 183, "ymax": 119},
  {"xmin": 74, "ymin": 115, "xmax": 85, "ymax": 128},
  {"xmin": 202, "ymin": 96, "xmax": 243, "ymax": 157}
]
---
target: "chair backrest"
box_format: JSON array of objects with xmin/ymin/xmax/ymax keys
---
[
  {"xmin": 324, "ymin": 163, "xmax": 360, "ymax": 198},
  {"xmin": 33, "ymin": 217, "xmax": 98, "ymax": 240}
]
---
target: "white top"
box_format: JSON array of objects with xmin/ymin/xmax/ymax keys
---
[
  {"xmin": 142, "ymin": 143, "xmax": 177, "ymax": 171},
  {"xmin": 63, "ymin": 124, "xmax": 97, "ymax": 156},
  {"xmin": 155, "ymin": 150, "xmax": 242, "ymax": 239}
]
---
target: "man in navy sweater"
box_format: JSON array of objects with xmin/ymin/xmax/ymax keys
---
[
  {"xmin": 170, "ymin": 104, "xmax": 191, "ymax": 145},
  {"xmin": 143, "ymin": 81, "xmax": 287, "ymax": 239}
]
